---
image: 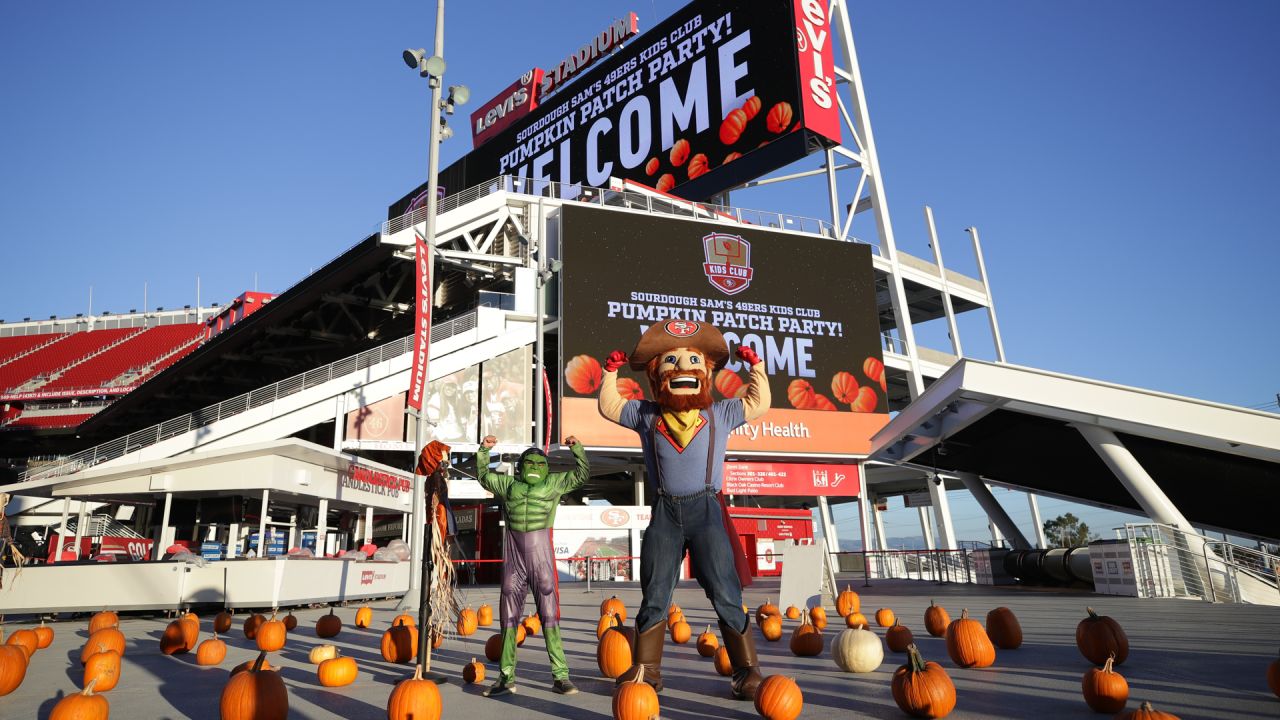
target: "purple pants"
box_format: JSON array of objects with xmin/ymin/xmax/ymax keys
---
[{"xmin": 501, "ymin": 527, "xmax": 560, "ymax": 628}]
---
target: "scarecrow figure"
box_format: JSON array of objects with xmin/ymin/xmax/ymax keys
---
[
  {"xmin": 597, "ymin": 320, "xmax": 770, "ymax": 699},
  {"xmin": 476, "ymin": 434, "xmax": 589, "ymax": 697}
]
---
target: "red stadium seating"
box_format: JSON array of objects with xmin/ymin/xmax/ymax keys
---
[
  {"xmin": 39, "ymin": 325, "xmax": 203, "ymax": 394},
  {"xmin": 0, "ymin": 329, "xmax": 134, "ymax": 392},
  {"xmin": 0, "ymin": 333, "xmax": 64, "ymax": 365},
  {"xmin": 0, "ymin": 413, "xmax": 95, "ymax": 429}
]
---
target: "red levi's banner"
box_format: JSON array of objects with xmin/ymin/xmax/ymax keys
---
[
  {"xmin": 793, "ymin": 0, "xmax": 840, "ymax": 145},
  {"xmin": 407, "ymin": 234, "xmax": 432, "ymax": 412},
  {"xmin": 723, "ymin": 462, "xmax": 861, "ymax": 497},
  {"xmin": 470, "ymin": 68, "xmax": 544, "ymax": 149}
]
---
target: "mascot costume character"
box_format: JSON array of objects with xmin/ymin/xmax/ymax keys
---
[
  {"xmin": 476, "ymin": 434, "xmax": 589, "ymax": 697},
  {"xmin": 597, "ymin": 320, "xmax": 770, "ymax": 699}
]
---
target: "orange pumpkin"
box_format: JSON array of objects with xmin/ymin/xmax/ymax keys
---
[
  {"xmin": 83, "ymin": 645, "xmax": 122, "ymax": 692},
  {"xmin": 0, "ymin": 630, "xmax": 28, "ymax": 697},
  {"xmin": 463, "ymin": 657, "xmax": 485, "ymax": 684},
  {"xmin": 196, "ymin": 635, "xmax": 227, "ymax": 666},
  {"xmin": 231, "ymin": 657, "xmax": 274, "ymax": 676},
  {"xmin": 713, "ymin": 645, "xmax": 733, "ymax": 676},
  {"xmin": 431, "ymin": 631, "xmax": 443, "ymax": 650},
  {"xmin": 718, "ymin": 108, "xmax": 748, "ymax": 145},
  {"xmin": 51, "ymin": 678, "xmax": 110, "ymax": 720},
  {"xmin": 477, "ymin": 604, "xmax": 494, "ymax": 627},
  {"xmin": 836, "ymin": 586, "xmax": 860, "ymax": 617},
  {"xmin": 831, "ymin": 372, "xmax": 860, "ymax": 404},
  {"xmin": 656, "ymin": 173, "xmax": 675, "ymax": 193},
  {"xmin": 355, "ymin": 606, "xmax": 374, "ymax": 629},
  {"xmin": 214, "ymin": 611, "xmax": 233, "ymax": 634},
  {"xmin": 457, "ymin": 608, "xmax": 478, "ymax": 636},
  {"xmin": 221, "ymin": 652, "xmax": 287, "ymax": 720},
  {"xmin": 850, "ymin": 386, "xmax": 878, "ymax": 413},
  {"xmin": 742, "ymin": 96, "xmax": 762, "ymax": 120},
  {"xmin": 256, "ymin": 612, "xmax": 286, "ymax": 652},
  {"xmin": 924, "ymin": 600, "xmax": 950, "ymax": 638},
  {"xmin": 945, "ymin": 609, "xmax": 995, "ymax": 669},
  {"xmin": 670, "ymin": 620, "xmax": 691, "ymax": 644},
  {"xmin": 88, "ymin": 611, "xmax": 118, "ymax": 635},
  {"xmin": 784, "ymin": 605, "xmax": 801, "ymax": 620},
  {"xmin": 760, "ymin": 615, "xmax": 784, "ymax": 642},
  {"xmin": 756, "ymin": 599, "xmax": 781, "ymax": 626},
  {"xmin": 178, "ymin": 614, "xmax": 200, "ymax": 651},
  {"xmin": 985, "ymin": 607, "xmax": 1022, "ymax": 650},
  {"xmin": 522, "ymin": 614, "xmax": 542, "ymax": 636},
  {"xmin": 160, "ymin": 620, "xmax": 189, "ymax": 656},
  {"xmin": 34, "ymin": 621, "xmax": 54, "ymax": 649},
  {"xmin": 6, "ymin": 629, "xmax": 38, "ymax": 659},
  {"xmin": 598, "ymin": 625, "xmax": 634, "ymax": 679},
  {"xmin": 765, "ymin": 102, "xmax": 794, "ymax": 134},
  {"xmin": 846, "ymin": 612, "xmax": 870, "ymax": 629},
  {"xmin": 316, "ymin": 608, "xmax": 342, "ymax": 638},
  {"xmin": 754, "ymin": 675, "xmax": 804, "ymax": 720},
  {"xmin": 789, "ymin": 617, "xmax": 823, "ymax": 657},
  {"xmin": 715, "ymin": 370, "xmax": 746, "ymax": 399},
  {"xmin": 886, "ymin": 621, "xmax": 914, "ymax": 653},
  {"xmin": 1116, "ymin": 701, "xmax": 1181, "ymax": 719},
  {"xmin": 1082, "ymin": 655, "xmax": 1129, "ymax": 713},
  {"xmin": 1076, "ymin": 607, "xmax": 1129, "ymax": 665},
  {"xmin": 243, "ymin": 613, "xmax": 265, "ymax": 640},
  {"xmin": 382, "ymin": 625, "xmax": 419, "ymax": 664},
  {"xmin": 811, "ymin": 393, "xmax": 837, "ymax": 411},
  {"xmin": 282, "ymin": 612, "xmax": 297, "ymax": 632},
  {"xmin": 786, "ymin": 379, "xmax": 815, "ymax": 409},
  {"xmin": 863, "ymin": 356, "xmax": 884, "ymax": 383},
  {"xmin": 600, "ymin": 595, "xmax": 627, "ymax": 622},
  {"xmin": 81, "ymin": 627, "xmax": 125, "ymax": 663},
  {"xmin": 597, "ymin": 613, "xmax": 622, "ymax": 640},
  {"xmin": 392, "ymin": 613, "xmax": 416, "ymax": 628},
  {"xmin": 483, "ymin": 633, "xmax": 502, "ymax": 662},
  {"xmin": 892, "ymin": 644, "xmax": 956, "ymax": 719},
  {"xmin": 875, "ymin": 608, "xmax": 896, "ymax": 628},
  {"xmin": 809, "ymin": 606, "xmax": 828, "ymax": 630},
  {"xmin": 613, "ymin": 666, "xmax": 660, "ymax": 720},
  {"xmin": 565, "ymin": 355, "xmax": 603, "ymax": 395},
  {"xmin": 617, "ymin": 377, "xmax": 646, "ymax": 400},
  {"xmin": 696, "ymin": 625, "xmax": 719, "ymax": 657},
  {"xmin": 388, "ymin": 665, "xmax": 443, "ymax": 720},
  {"xmin": 318, "ymin": 654, "xmax": 358, "ymax": 687}
]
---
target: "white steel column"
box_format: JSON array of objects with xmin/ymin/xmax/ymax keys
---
[
  {"xmin": 925, "ymin": 206, "xmax": 963, "ymax": 357},
  {"xmin": 227, "ymin": 523, "xmax": 240, "ymax": 559},
  {"xmin": 965, "ymin": 227, "xmax": 1007, "ymax": 363},
  {"xmin": 316, "ymin": 499, "xmax": 329, "ymax": 556},
  {"xmin": 364, "ymin": 506, "xmax": 374, "ymax": 545},
  {"xmin": 988, "ymin": 521, "xmax": 1005, "ymax": 548},
  {"xmin": 926, "ymin": 480, "xmax": 958, "ymax": 549},
  {"xmin": 957, "ymin": 473, "xmax": 1030, "ymax": 549},
  {"xmin": 832, "ymin": 0, "xmax": 925, "ymax": 398},
  {"xmin": 333, "ymin": 394, "xmax": 346, "ymax": 451},
  {"xmin": 871, "ymin": 500, "xmax": 888, "ymax": 551},
  {"xmin": 1074, "ymin": 424, "xmax": 1194, "ymax": 531},
  {"xmin": 54, "ymin": 497, "xmax": 71, "ymax": 562},
  {"xmin": 257, "ymin": 489, "xmax": 270, "ymax": 556},
  {"xmin": 917, "ymin": 507, "xmax": 935, "ymax": 550},
  {"xmin": 157, "ymin": 492, "xmax": 173, "ymax": 551},
  {"xmin": 856, "ymin": 496, "xmax": 874, "ymax": 579},
  {"xmin": 1027, "ymin": 493, "xmax": 1048, "ymax": 549},
  {"xmin": 72, "ymin": 500, "xmax": 88, "ymax": 560},
  {"xmin": 288, "ymin": 512, "xmax": 298, "ymax": 550},
  {"xmin": 816, "ymin": 496, "xmax": 840, "ymax": 596}
]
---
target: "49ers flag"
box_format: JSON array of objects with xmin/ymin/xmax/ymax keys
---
[{"xmin": 407, "ymin": 233, "xmax": 432, "ymax": 412}]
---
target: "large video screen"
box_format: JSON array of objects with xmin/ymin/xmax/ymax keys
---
[
  {"xmin": 558, "ymin": 205, "xmax": 887, "ymax": 457},
  {"xmin": 391, "ymin": 0, "xmax": 840, "ymax": 215}
]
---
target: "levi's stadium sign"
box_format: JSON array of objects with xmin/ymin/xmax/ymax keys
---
[{"xmin": 390, "ymin": 0, "xmax": 840, "ymax": 216}]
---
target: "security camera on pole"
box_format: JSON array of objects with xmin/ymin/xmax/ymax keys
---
[{"xmin": 398, "ymin": 0, "xmax": 467, "ymax": 684}]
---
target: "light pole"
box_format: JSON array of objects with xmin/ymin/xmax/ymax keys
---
[{"xmin": 398, "ymin": 0, "xmax": 468, "ymax": 683}]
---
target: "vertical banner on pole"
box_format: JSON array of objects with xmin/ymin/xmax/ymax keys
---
[{"xmin": 407, "ymin": 233, "xmax": 433, "ymax": 412}]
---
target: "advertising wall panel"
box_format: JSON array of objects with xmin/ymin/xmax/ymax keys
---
[
  {"xmin": 723, "ymin": 461, "xmax": 861, "ymax": 497},
  {"xmin": 391, "ymin": 0, "xmax": 839, "ymax": 215},
  {"xmin": 559, "ymin": 205, "xmax": 887, "ymax": 456}
]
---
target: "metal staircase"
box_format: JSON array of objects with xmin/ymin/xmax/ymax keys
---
[{"xmin": 1120, "ymin": 523, "xmax": 1279, "ymax": 606}]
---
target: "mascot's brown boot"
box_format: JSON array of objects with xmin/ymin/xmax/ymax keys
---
[
  {"xmin": 615, "ymin": 623, "xmax": 666, "ymax": 691},
  {"xmin": 720, "ymin": 620, "xmax": 764, "ymax": 700}
]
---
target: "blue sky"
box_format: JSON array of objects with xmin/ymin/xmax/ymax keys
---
[{"xmin": 2, "ymin": 2, "xmax": 1276, "ymax": 545}]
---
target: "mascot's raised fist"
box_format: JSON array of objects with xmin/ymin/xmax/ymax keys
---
[
  {"xmin": 603, "ymin": 350, "xmax": 628, "ymax": 373},
  {"xmin": 481, "ymin": 435, "xmax": 497, "ymax": 449},
  {"xmin": 736, "ymin": 345, "xmax": 762, "ymax": 366}
]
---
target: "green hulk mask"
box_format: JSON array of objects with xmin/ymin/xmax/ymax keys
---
[{"xmin": 518, "ymin": 449, "xmax": 549, "ymax": 485}]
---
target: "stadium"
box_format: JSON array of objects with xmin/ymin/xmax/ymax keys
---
[{"xmin": 1, "ymin": 1, "xmax": 1277, "ymax": 718}]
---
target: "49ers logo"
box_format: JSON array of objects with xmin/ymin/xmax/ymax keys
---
[
  {"xmin": 702, "ymin": 233, "xmax": 754, "ymax": 296},
  {"xmin": 664, "ymin": 320, "xmax": 700, "ymax": 337}
]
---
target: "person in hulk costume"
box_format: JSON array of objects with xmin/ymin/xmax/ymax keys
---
[
  {"xmin": 597, "ymin": 320, "xmax": 770, "ymax": 700},
  {"xmin": 476, "ymin": 433, "xmax": 589, "ymax": 697}
]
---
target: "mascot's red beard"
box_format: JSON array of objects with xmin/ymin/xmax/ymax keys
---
[{"xmin": 647, "ymin": 358, "xmax": 714, "ymax": 412}]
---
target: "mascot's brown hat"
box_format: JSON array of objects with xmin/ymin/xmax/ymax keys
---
[{"xmin": 629, "ymin": 320, "xmax": 729, "ymax": 371}]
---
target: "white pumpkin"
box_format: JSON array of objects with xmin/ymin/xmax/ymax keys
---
[
  {"xmin": 831, "ymin": 626, "xmax": 883, "ymax": 673},
  {"xmin": 309, "ymin": 643, "xmax": 338, "ymax": 665}
]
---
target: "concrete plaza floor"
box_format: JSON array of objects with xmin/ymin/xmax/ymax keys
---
[{"xmin": 1, "ymin": 574, "xmax": 1277, "ymax": 719}]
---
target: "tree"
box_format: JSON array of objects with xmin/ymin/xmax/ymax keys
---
[{"xmin": 1043, "ymin": 513, "xmax": 1097, "ymax": 548}]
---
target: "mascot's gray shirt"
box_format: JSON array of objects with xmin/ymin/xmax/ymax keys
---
[{"xmin": 619, "ymin": 399, "xmax": 745, "ymax": 496}]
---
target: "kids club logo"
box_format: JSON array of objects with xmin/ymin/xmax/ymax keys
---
[{"xmin": 702, "ymin": 233, "xmax": 754, "ymax": 296}]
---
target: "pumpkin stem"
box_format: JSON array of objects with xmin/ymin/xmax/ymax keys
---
[
  {"xmin": 412, "ymin": 664, "xmax": 424, "ymax": 681},
  {"xmin": 1140, "ymin": 702, "xmax": 1153, "ymax": 710},
  {"xmin": 1102, "ymin": 655, "xmax": 1114, "ymax": 674},
  {"xmin": 1086, "ymin": 606, "xmax": 1099, "ymax": 619},
  {"xmin": 251, "ymin": 650, "xmax": 268, "ymax": 673},
  {"xmin": 905, "ymin": 643, "xmax": 927, "ymax": 673},
  {"xmin": 83, "ymin": 677, "xmax": 99, "ymax": 696},
  {"xmin": 635, "ymin": 664, "xmax": 646, "ymax": 686},
  {"xmin": 960, "ymin": 608, "xmax": 969, "ymax": 620}
]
